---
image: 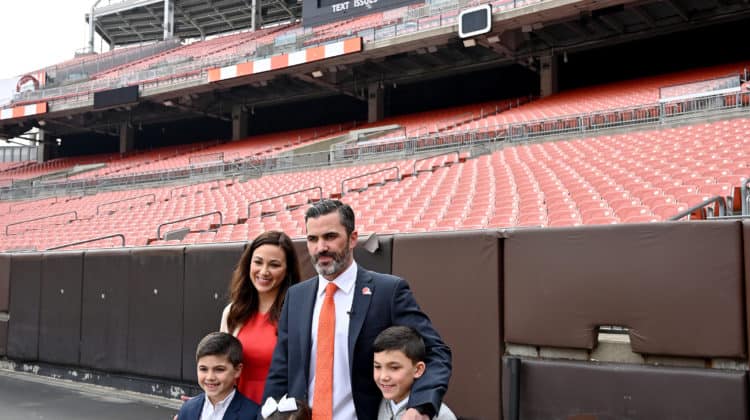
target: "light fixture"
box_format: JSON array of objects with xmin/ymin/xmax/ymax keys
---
[
  {"xmin": 563, "ymin": 51, "xmax": 568, "ymax": 63},
  {"xmin": 462, "ymin": 38, "xmax": 477, "ymax": 48},
  {"xmin": 163, "ymin": 100, "xmax": 175, "ymax": 107},
  {"xmin": 38, "ymin": 120, "xmax": 46, "ymax": 127},
  {"xmin": 427, "ymin": 46, "xmax": 438, "ymax": 53},
  {"xmin": 311, "ymin": 70, "xmax": 324, "ymax": 78},
  {"xmin": 486, "ymin": 35, "xmax": 500, "ymax": 43}
]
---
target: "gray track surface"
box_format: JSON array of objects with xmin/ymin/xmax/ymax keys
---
[{"xmin": 0, "ymin": 370, "xmax": 181, "ymax": 420}]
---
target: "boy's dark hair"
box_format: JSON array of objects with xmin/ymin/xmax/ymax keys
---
[
  {"xmin": 372, "ymin": 325, "xmax": 426, "ymax": 364},
  {"xmin": 305, "ymin": 199, "xmax": 355, "ymax": 236},
  {"xmin": 195, "ymin": 332, "xmax": 243, "ymax": 366}
]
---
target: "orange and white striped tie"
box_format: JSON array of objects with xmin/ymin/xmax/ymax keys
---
[{"xmin": 313, "ymin": 282, "xmax": 337, "ymax": 420}]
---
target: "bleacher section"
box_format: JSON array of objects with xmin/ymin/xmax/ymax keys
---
[{"xmin": 0, "ymin": 114, "xmax": 748, "ymax": 251}]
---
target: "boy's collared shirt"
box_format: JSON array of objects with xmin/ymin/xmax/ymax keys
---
[
  {"xmin": 389, "ymin": 397, "xmax": 410, "ymax": 418},
  {"xmin": 200, "ymin": 389, "xmax": 235, "ymax": 420}
]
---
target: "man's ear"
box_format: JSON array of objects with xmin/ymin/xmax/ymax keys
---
[
  {"xmin": 349, "ymin": 230, "xmax": 358, "ymax": 249},
  {"xmin": 413, "ymin": 361, "xmax": 426, "ymax": 379}
]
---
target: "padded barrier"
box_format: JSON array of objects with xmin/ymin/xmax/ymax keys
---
[
  {"xmin": 0, "ymin": 254, "xmax": 9, "ymax": 312},
  {"xmin": 292, "ymin": 234, "xmax": 395, "ymax": 280},
  {"xmin": 39, "ymin": 251, "xmax": 83, "ymax": 365},
  {"xmin": 7, "ymin": 253, "xmax": 42, "ymax": 361},
  {"xmin": 80, "ymin": 248, "xmax": 131, "ymax": 372},
  {"xmin": 292, "ymin": 239, "xmax": 317, "ymax": 280},
  {"xmin": 182, "ymin": 242, "xmax": 246, "ymax": 382},
  {"xmin": 0, "ymin": 319, "xmax": 6, "ymax": 356},
  {"xmin": 504, "ymin": 221, "xmax": 746, "ymax": 358},
  {"xmin": 127, "ymin": 246, "xmax": 185, "ymax": 380},
  {"xmin": 393, "ymin": 231, "xmax": 502, "ymax": 420},
  {"xmin": 501, "ymin": 357, "xmax": 748, "ymax": 420},
  {"xmin": 354, "ymin": 233, "xmax": 393, "ymax": 274},
  {"xmin": 744, "ymin": 221, "xmax": 750, "ymax": 362}
]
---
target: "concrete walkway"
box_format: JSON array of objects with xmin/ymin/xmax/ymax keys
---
[{"xmin": 0, "ymin": 369, "xmax": 181, "ymax": 420}]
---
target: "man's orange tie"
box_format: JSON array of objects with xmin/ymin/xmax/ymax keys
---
[{"xmin": 313, "ymin": 282, "xmax": 337, "ymax": 420}]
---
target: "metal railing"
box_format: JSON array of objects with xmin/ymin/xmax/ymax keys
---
[
  {"xmin": 46, "ymin": 233, "xmax": 126, "ymax": 251},
  {"xmin": 742, "ymin": 177, "xmax": 750, "ymax": 216},
  {"xmin": 247, "ymin": 186, "xmax": 323, "ymax": 219},
  {"xmin": 413, "ymin": 151, "xmax": 460, "ymax": 176},
  {"xmin": 341, "ymin": 166, "xmax": 400, "ymax": 196},
  {"xmin": 669, "ymin": 196, "xmax": 728, "ymax": 221},
  {"xmin": 96, "ymin": 193, "xmax": 156, "ymax": 214},
  {"xmin": 5, "ymin": 211, "xmax": 78, "ymax": 235},
  {"xmin": 156, "ymin": 211, "xmax": 223, "ymax": 240}
]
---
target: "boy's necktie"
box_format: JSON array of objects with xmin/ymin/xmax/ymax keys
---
[{"xmin": 313, "ymin": 282, "xmax": 338, "ymax": 420}]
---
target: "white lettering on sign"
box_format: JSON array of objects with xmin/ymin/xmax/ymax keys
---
[
  {"xmin": 353, "ymin": 0, "xmax": 377, "ymax": 9},
  {"xmin": 331, "ymin": 1, "xmax": 349, "ymax": 12},
  {"xmin": 330, "ymin": 0, "xmax": 377, "ymax": 12}
]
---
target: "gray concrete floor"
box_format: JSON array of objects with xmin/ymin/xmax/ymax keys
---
[{"xmin": 0, "ymin": 369, "xmax": 181, "ymax": 420}]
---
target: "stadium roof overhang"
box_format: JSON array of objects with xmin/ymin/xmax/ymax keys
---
[{"xmin": 89, "ymin": 0, "xmax": 301, "ymax": 46}]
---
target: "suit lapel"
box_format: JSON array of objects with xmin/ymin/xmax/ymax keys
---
[
  {"xmin": 299, "ymin": 278, "xmax": 318, "ymax": 381},
  {"xmin": 348, "ymin": 268, "xmax": 373, "ymax": 372},
  {"xmin": 190, "ymin": 394, "xmax": 205, "ymax": 420}
]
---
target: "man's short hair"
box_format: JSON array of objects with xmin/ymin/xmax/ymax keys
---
[
  {"xmin": 372, "ymin": 326, "xmax": 426, "ymax": 364},
  {"xmin": 195, "ymin": 332, "xmax": 243, "ymax": 366},
  {"xmin": 305, "ymin": 199, "xmax": 355, "ymax": 235}
]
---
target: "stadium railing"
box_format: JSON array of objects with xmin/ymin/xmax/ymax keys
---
[{"xmin": 3, "ymin": 88, "xmax": 749, "ymax": 202}]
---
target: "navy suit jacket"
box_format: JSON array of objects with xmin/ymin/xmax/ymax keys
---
[
  {"xmin": 177, "ymin": 390, "xmax": 259, "ymax": 420},
  {"xmin": 263, "ymin": 266, "xmax": 452, "ymax": 420}
]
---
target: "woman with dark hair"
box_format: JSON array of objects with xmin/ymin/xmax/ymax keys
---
[{"xmin": 220, "ymin": 230, "xmax": 301, "ymax": 404}]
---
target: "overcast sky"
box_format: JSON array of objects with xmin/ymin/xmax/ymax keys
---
[{"xmin": 0, "ymin": 0, "xmax": 98, "ymax": 79}]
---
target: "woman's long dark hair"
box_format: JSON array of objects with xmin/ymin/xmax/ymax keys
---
[{"xmin": 227, "ymin": 231, "xmax": 301, "ymax": 332}]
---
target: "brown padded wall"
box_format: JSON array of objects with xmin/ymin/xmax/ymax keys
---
[
  {"xmin": 39, "ymin": 252, "xmax": 83, "ymax": 365},
  {"xmin": 292, "ymin": 235, "xmax": 395, "ymax": 280},
  {"xmin": 504, "ymin": 221, "xmax": 745, "ymax": 358},
  {"xmin": 127, "ymin": 246, "xmax": 185, "ymax": 380},
  {"xmin": 393, "ymin": 231, "xmax": 501, "ymax": 420},
  {"xmin": 0, "ymin": 320, "xmax": 6, "ymax": 356},
  {"xmin": 744, "ymin": 221, "xmax": 750, "ymax": 362},
  {"xmin": 0, "ymin": 254, "xmax": 9, "ymax": 312},
  {"xmin": 80, "ymin": 249, "xmax": 130, "ymax": 372},
  {"xmin": 501, "ymin": 357, "xmax": 748, "ymax": 420},
  {"xmin": 182, "ymin": 242, "xmax": 245, "ymax": 382},
  {"xmin": 7, "ymin": 253, "xmax": 42, "ymax": 360},
  {"xmin": 354, "ymin": 234, "xmax": 393, "ymax": 274},
  {"xmin": 292, "ymin": 239, "xmax": 317, "ymax": 280}
]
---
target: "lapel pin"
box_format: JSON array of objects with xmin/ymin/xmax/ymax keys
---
[{"xmin": 361, "ymin": 287, "xmax": 372, "ymax": 295}]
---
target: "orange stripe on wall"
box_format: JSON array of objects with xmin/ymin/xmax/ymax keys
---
[
  {"xmin": 306, "ymin": 46, "xmax": 325, "ymax": 62},
  {"xmin": 36, "ymin": 102, "xmax": 47, "ymax": 114},
  {"xmin": 343, "ymin": 37, "xmax": 362, "ymax": 54},
  {"xmin": 12, "ymin": 107, "xmax": 23, "ymax": 118},
  {"xmin": 207, "ymin": 68, "xmax": 221, "ymax": 82},
  {"xmin": 237, "ymin": 62, "xmax": 254, "ymax": 77},
  {"xmin": 271, "ymin": 54, "xmax": 289, "ymax": 70}
]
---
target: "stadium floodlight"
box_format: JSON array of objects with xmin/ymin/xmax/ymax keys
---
[{"xmin": 311, "ymin": 70, "xmax": 324, "ymax": 78}]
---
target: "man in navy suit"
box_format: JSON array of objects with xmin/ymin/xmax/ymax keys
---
[{"xmin": 263, "ymin": 200, "xmax": 452, "ymax": 420}]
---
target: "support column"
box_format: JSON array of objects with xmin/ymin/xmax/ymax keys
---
[
  {"xmin": 232, "ymin": 105, "xmax": 249, "ymax": 141},
  {"xmin": 539, "ymin": 54, "xmax": 559, "ymax": 98},
  {"xmin": 119, "ymin": 123, "xmax": 135, "ymax": 154},
  {"xmin": 367, "ymin": 82, "xmax": 385, "ymax": 123},
  {"xmin": 36, "ymin": 130, "xmax": 55, "ymax": 163},
  {"xmin": 163, "ymin": 0, "xmax": 175, "ymax": 40}
]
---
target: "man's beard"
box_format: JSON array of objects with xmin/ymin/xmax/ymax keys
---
[{"xmin": 313, "ymin": 245, "xmax": 351, "ymax": 277}]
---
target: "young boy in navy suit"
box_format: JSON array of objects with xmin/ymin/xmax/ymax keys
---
[{"xmin": 177, "ymin": 332, "xmax": 259, "ymax": 420}]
